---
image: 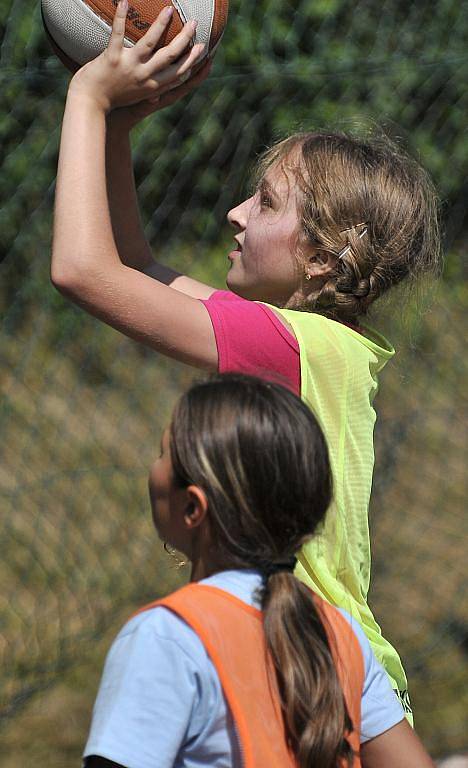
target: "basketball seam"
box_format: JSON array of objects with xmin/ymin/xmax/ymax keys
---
[
  {"xmin": 175, "ymin": 0, "xmax": 214, "ymax": 46},
  {"xmin": 41, "ymin": 0, "xmax": 134, "ymax": 66}
]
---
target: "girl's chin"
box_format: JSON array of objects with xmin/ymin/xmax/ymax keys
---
[
  {"xmin": 225, "ymin": 268, "xmax": 240, "ymax": 292},
  {"xmin": 226, "ymin": 274, "xmax": 261, "ymax": 302},
  {"xmin": 226, "ymin": 277, "xmax": 247, "ymax": 298},
  {"xmin": 226, "ymin": 267, "xmax": 251, "ymax": 296}
]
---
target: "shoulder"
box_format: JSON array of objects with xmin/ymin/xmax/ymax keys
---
[
  {"xmin": 275, "ymin": 310, "xmax": 394, "ymax": 380},
  {"xmin": 96, "ymin": 602, "xmax": 214, "ymax": 698},
  {"xmin": 334, "ymin": 607, "xmax": 374, "ymax": 665},
  {"xmin": 335, "ymin": 608, "xmax": 405, "ymax": 743},
  {"xmin": 84, "ymin": 604, "xmax": 222, "ymax": 766},
  {"xmin": 200, "ymin": 291, "xmax": 300, "ymax": 394},
  {"xmin": 116, "ymin": 601, "xmax": 209, "ymax": 666},
  {"xmin": 203, "ymin": 291, "xmax": 298, "ymax": 349},
  {"xmin": 278, "ymin": 309, "xmax": 392, "ymax": 349},
  {"xmin": 333, "ymin": 605, "xmax": 391, "ymax": 681},
  {"xmin": 126, "ymin": 572, "xmax": 263, "ymax": 652},
  {"xmin": 268, "ymin": 309, "xmax": 354, "ymax": 360},
  {"xmin": 315, "ymin": 599, "xmax": 365, "ymax": 671}
]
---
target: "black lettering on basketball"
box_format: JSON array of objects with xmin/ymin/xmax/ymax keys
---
[{"xmin": 110, "ymin": 0, "xmax": 150, "ymax": 32}]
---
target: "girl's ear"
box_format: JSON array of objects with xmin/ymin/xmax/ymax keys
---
[
  {"xmin": 305, "ymin": 248, "xmax": 336, "ymax": 279},
  {"xmin": 183, "ymin": 485, "xmax": 209, "ymax": 530}
]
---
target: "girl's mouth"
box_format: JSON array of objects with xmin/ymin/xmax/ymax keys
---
[{"xmin": 228, "ymin": 245, "xmax": 242, "ymax": 261}]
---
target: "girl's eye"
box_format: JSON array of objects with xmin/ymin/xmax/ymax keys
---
[{"xmin": 260, "ymin": 192, "xmax": 273, "ymax": 209}]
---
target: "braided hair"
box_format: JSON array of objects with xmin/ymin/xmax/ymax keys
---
[{"xmin": 255, "ymin": 129, "xmax": 441, "ymax": 323}]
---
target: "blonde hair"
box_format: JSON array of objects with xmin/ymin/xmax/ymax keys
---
[{"xmin": 256, "ymin": 129, "xmax": 442, "ymax": 322}]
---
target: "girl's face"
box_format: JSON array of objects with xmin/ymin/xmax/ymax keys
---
[
  {"xmin": 148, "ymin": 429, "xmax": 190, "ymax": 554},
  {"xmin": 226, "ymin": 163, "xmax": 308, "ymax": 306}
]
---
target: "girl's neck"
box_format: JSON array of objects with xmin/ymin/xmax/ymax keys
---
[{"xmin": 189, "ymin": 553, "xmax": 223, "ymax": 583}]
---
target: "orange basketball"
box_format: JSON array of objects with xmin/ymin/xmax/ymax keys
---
[{"xmin": 41, "ymin": 0, "xmax": 228, "ymax": 74}]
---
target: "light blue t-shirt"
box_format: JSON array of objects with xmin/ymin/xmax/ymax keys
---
[{"xmin": 84, "ymin": 570, "xmax": 404, "ymax": 768}]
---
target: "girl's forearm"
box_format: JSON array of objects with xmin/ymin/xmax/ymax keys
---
[
  {"xmin": 52, "ymin": 89, "xmax": 119, "ymax": 288},
  {"xmin": 52, "ymin": 89, "xmax": 213, "ymax": 302},
  {"xmin": 104, "ymin": 120, "xmax": 216, "ymax": 295},
  {"xmin": 106, "ymin": 114, "xmax": 155, "ymax": 271},
  {"xmin": 51, "ymin": 7, "xmax": 211, "ymax": 296}
]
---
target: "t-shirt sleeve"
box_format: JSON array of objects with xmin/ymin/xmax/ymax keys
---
[
  {"xmin": 201, "ymin": 290, "xmax": 300, "ymax": 395},
  {"xmin": 338, "ymin": 609, "xmax": 405, "ymax": 743},
  {"xmin": 83, "ymin": 608, "xmax": 221, "ymax": 768}
]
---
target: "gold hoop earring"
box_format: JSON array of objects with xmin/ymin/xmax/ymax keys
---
[
  {"xmin": 305, "ymin": 272, "xmax": 312, "ymax": 281},
  {"xmin": 164, "ymin": 542, "xmax": 188, "ymax": 569}
]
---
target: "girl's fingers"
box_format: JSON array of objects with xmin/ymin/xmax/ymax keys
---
[
  {"xmin": 142, "ymin": 42, "xmax": 204, "ymax": 86},
  {"xmin": 156, "ymin": 59, "xmax": 212, "ymax": 108},
  {"xmin": 148, "ymin": 19, "xmax": 198, "ymax": 71},
  {"xmin": 133, "ymin": 5, "xmax": 174, "ymax": 61},
  {"xmin": 108, "ymin": 0, "xmax": 128, "ymax": 56},
  {"xmin": 174, "ymin": 42, "xmax": 204, "ymax": 77}
]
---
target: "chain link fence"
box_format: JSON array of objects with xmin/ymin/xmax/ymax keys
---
[{"xmin": 1, "ymin": 0, "xmax": 467, "ymax": 760}]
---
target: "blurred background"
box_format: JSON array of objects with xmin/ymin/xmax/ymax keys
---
[{"xmin": 0, "ymin": 0, "xmax": 467, "ymax": 763}]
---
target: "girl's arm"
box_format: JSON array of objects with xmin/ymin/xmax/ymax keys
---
[
  {"xmin": 51, "ymin": 7, "xmax": 218, "ymax": 368},
  {"xmin": 105, "ymin": 112, "xmax": 158, "ymax": 273},
  {"xmin": 106, "ymin": 89, "xmax": 217, "ymax": 300},
  {"xmin": 361, "ymin": 719, "xmax": 436, "ymax": 768}
]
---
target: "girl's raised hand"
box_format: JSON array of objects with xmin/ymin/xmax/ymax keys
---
[
  {"xmin": 110, "ymin": 58, "xmax": 212, "ymax": 130},
  {"xmin": 69, "ymin": 0, "xmax": 206, "ymax": 113}
]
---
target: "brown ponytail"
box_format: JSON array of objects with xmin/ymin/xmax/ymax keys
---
[
  {"xmin": 170, "ymin": 373, "xmax": 355, "ymax": 767},
  {"xmin": 263, "ymin": 573, "xmax": 354, "ymax": 767}
]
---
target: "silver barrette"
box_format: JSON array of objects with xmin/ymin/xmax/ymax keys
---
[{"xmin": 337, "ymin": 223, "xmax": 368, "ymax": 260}]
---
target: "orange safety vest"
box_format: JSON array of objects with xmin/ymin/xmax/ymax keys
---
[{"xmin": 134, "ymin": 583, "xmax": 364, "ymax": 768}]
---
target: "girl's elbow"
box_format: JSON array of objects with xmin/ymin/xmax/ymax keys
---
[
  {"xmin": 50, "ymin": 251, "xmax": 88, "ymax": 298},
  {"xmin": 51, "ymin": 262, "xmax": 74, "ymax": 296}
]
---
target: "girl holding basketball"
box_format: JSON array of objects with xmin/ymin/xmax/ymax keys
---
[
  {"xmin": 83, "ymin": 373, "xmax": 434, "ymax": 768},
  {"xmin": 51, "ymin": 1, "xmax": 441, "ymax": 719}
]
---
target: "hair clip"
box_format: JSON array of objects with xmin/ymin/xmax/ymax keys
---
[{"xmin": 337, "ymin": 222, "xmax": 368, "ymax": 260}]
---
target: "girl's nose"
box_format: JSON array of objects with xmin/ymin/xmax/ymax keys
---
[{"xmin": 227, "ymin": 196, "xmax": 253, "ymax": 230}]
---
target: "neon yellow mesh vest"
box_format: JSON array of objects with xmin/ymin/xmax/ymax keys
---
[{"xmin": 268, "ymin": 306, "xmax": 412, "ymax": 721}]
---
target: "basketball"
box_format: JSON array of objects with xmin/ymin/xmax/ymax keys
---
[{"xmin": 41, "ymin": 0, "xmax": 228, "ymax": 73}]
